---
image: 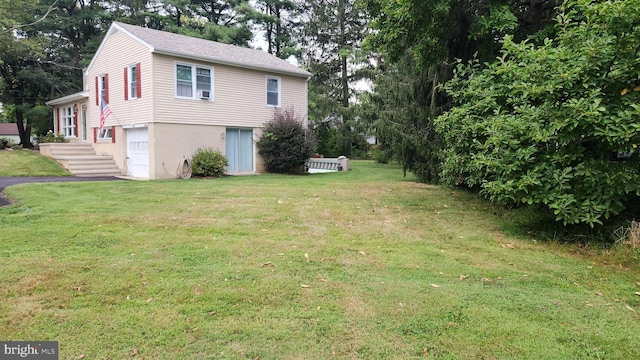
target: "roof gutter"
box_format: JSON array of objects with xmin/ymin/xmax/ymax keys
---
[{"xmin": 45, "ymin": 91, "xmax": 89, "ymax": 106}]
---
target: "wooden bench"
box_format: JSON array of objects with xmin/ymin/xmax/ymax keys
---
[{"xmin": 306, "ymin": 156, "xmax": 349, "ymax": 173}]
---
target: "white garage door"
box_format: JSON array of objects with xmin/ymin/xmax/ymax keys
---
[{"xmin": 126, "ymin": 128, "xmax": 149, "ymax": 178}]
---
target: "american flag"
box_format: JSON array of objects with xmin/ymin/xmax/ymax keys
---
[{"xmin": 99, "ymin": 101, "xmax": 112, "ymax": 132}]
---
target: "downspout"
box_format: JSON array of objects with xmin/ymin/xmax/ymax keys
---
[{"xmin": 304, "ymin": 76, "xmax": 311, "ymax": 129}]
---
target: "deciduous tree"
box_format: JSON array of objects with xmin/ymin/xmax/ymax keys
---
[
  {"xmin": 436, "ymin": 0, "xmax": 640, "ymax": 226},
  {"xmin": 0, "ymin": 0, "xmax": 56, "ymax": 146}
]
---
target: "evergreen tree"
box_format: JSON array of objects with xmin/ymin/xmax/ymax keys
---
[
  {"xmin": 159, "ymin": 0, "xmax": 256, "ymax": 45},
  {"xmin": 295, "ymin": 0, "xmax": 371, "ymax": 157},
  {"xmin": 363, "ymin": 0, "xmax": 559, "ymax": 182},
  {"xmin": 254, "ymin": 0, "xmax": 298, "ymax": 59}
]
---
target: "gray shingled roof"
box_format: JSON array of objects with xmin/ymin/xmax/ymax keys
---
[{"xmin": 114, "ymin": 22, "xmax": 311, "ymax": 78}]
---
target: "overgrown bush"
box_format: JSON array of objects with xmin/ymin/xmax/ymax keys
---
[
  {"xmin": 0, "ymin": 137, "xmax": 12, "ymax": 149},
  {"xmin": 38, "ymin": 131, "xmax": 67, "ymax": 144},
  {"xmin": 436, "ymin": 0, "xmax": 640, "ymax": 227},
  {"xmin": 311, "ymin": 117, "xmax": 369, "ymax": 159},
  {"xmin": 257, "ymin": 108, "xmax": 316, "ymax": 174},
  {"xmin": 370, "ymin": 145, "xmax": 392, "ymax": 164},
  {"xmin": 191, "ymin": 147, "xmax": 228, "ymax": 177}
]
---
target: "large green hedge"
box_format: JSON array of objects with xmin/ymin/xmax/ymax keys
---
[{"xmin": 436, "ymin": 0, "xmax": 640, "ymax": 226}]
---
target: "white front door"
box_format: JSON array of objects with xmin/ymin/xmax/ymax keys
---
[{"xmin": 126, "ymin": 128, "xmax": 149, "ymax": 178}]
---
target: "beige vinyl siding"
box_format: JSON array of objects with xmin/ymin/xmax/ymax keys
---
[
  {"xmin": 150, "ymin": 125, "xmax": 267, "ymax": 179},
  {"xmin": 86, "ymin": 28, "xmax": 153, "ymax": 130},
  {"xmin": 150, "ymin": 123, "xmax": 227, "ymax": 179},
  {"xmin": 279, "ymin": 74, "xmax": 308, "ymax": 121},
  {"xmin": 152, "ymin": 54, "xmax": 308, "ymax": 128}
]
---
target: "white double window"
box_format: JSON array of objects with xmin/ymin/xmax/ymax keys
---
[{"xmin": 176, "ymin": 63, "xmax": 213, "ymax": 100}]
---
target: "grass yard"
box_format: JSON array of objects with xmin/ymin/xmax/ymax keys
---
[
  {"xmin": 0, "ymin": 149, "xmax": 70, "ymax": 176},
  {"xmin": 1, "ymin": 160, "xmax": 639, "ymax": 359}
]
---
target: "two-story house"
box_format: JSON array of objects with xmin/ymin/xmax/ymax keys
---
[{"xmin": 45, "ymin": 22, "xmax": 311, "ymax": 179}]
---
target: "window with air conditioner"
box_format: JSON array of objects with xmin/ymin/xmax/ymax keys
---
[
  {"xmin": 199, "ymin": 90, "xmax": 211, "ymax": 99},
  {"xmin": 175, "ymin": 63, "xmax": 213, "ymax": 100}
]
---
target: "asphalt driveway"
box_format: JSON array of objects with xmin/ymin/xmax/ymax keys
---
[{"xmin": 0, "ymin": 176, "xmax": 123, "ymax": 206}]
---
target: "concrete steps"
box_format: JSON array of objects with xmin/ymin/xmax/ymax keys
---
[{"xmin": 39, "ymin": 143, "xmax": 122, "ymax": 177}]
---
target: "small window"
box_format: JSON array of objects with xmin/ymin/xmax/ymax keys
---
[
  {"xmin": 99, "ymin": 75, "xmax": 107, "ymax": 103},
  {"xmin": 61, "ymin": 106, "xmax": 75, "ymax": 137},
  {"xmin": 266, "ymin": 76, "xmax": 280, "ymax": 107},
  {"xmin": 98, "ymin": 127, "xmax": 112, "ymax": 141},
  {"xmin": 175, "ymin": 63, "xmax": 213, "ymax": 99},
  {"xmin": 129, "ymin": 65, "xmax": 138, "ymax": 99}
]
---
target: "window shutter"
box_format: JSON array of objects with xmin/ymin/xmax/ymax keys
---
[
  {"xmin": 136, "ymin": 63, "xmax": 141, "ymax": 98},
  {"xmin": 93, "ymin": 128, "xmax": 97, "ymax": 143},
  {"xmin": 74, "ymin": 106, "xmax": 79, "ymax": 136},
  {"xmin": 95, "ymin": 77, "xmax": 99, "ymax": 105},
  {"xmin": 111, "ymin": 126, "xmax": 116, "ymax": 143},
  {"xmin": 124, "ymin": 67, "xmax": 128, "ymax": 101},
  {"xmin": 56, "ymin": 107, "xmax": 60, "ymax": 133},
  {"xmin": 104, "ymin": 73, "xmax": 110, "ymax": 104}
]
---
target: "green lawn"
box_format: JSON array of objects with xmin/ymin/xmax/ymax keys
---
[
  {"xmin": 1, "ymin": 160, "xmax": 639, "ymax": 359},
  {"xmin": 0, "ymin": 149, "xmax": 70, "ymax": 176}
]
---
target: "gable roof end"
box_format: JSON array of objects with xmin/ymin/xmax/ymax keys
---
[{"xmin": 88, "ymin": 22, "xmax": 311, "ymax": 78}]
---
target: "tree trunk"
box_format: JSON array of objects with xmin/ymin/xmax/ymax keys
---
[
  {"xmin": 275, "ymin": 4, "xmax": 282, "ymax": 58},
  {"xmin": 14, "ymin": 99, "xmax": 33, "ymax": 148},
  {"xmin": 266, "ymin": 22, "xmax": 273, "ymax": 54},
  {"xmin": 175, "ymin": 9, "xmax": 182, "ymax": 27},
  {"xmin": 339, "ymin": 0, "xmax": 348, "ymax": 108},
  {"xmin": 527, "ymin": 0, "xmax": 547, "ymax": 32},
  {"xmin": 266, "ymin": 3, "xmax": 274, "ymax": 54}
]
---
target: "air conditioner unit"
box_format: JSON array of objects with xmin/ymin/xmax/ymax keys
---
[{"xmin": 199, "ymin": 90, "xmax": 211, "ymax": 99}]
